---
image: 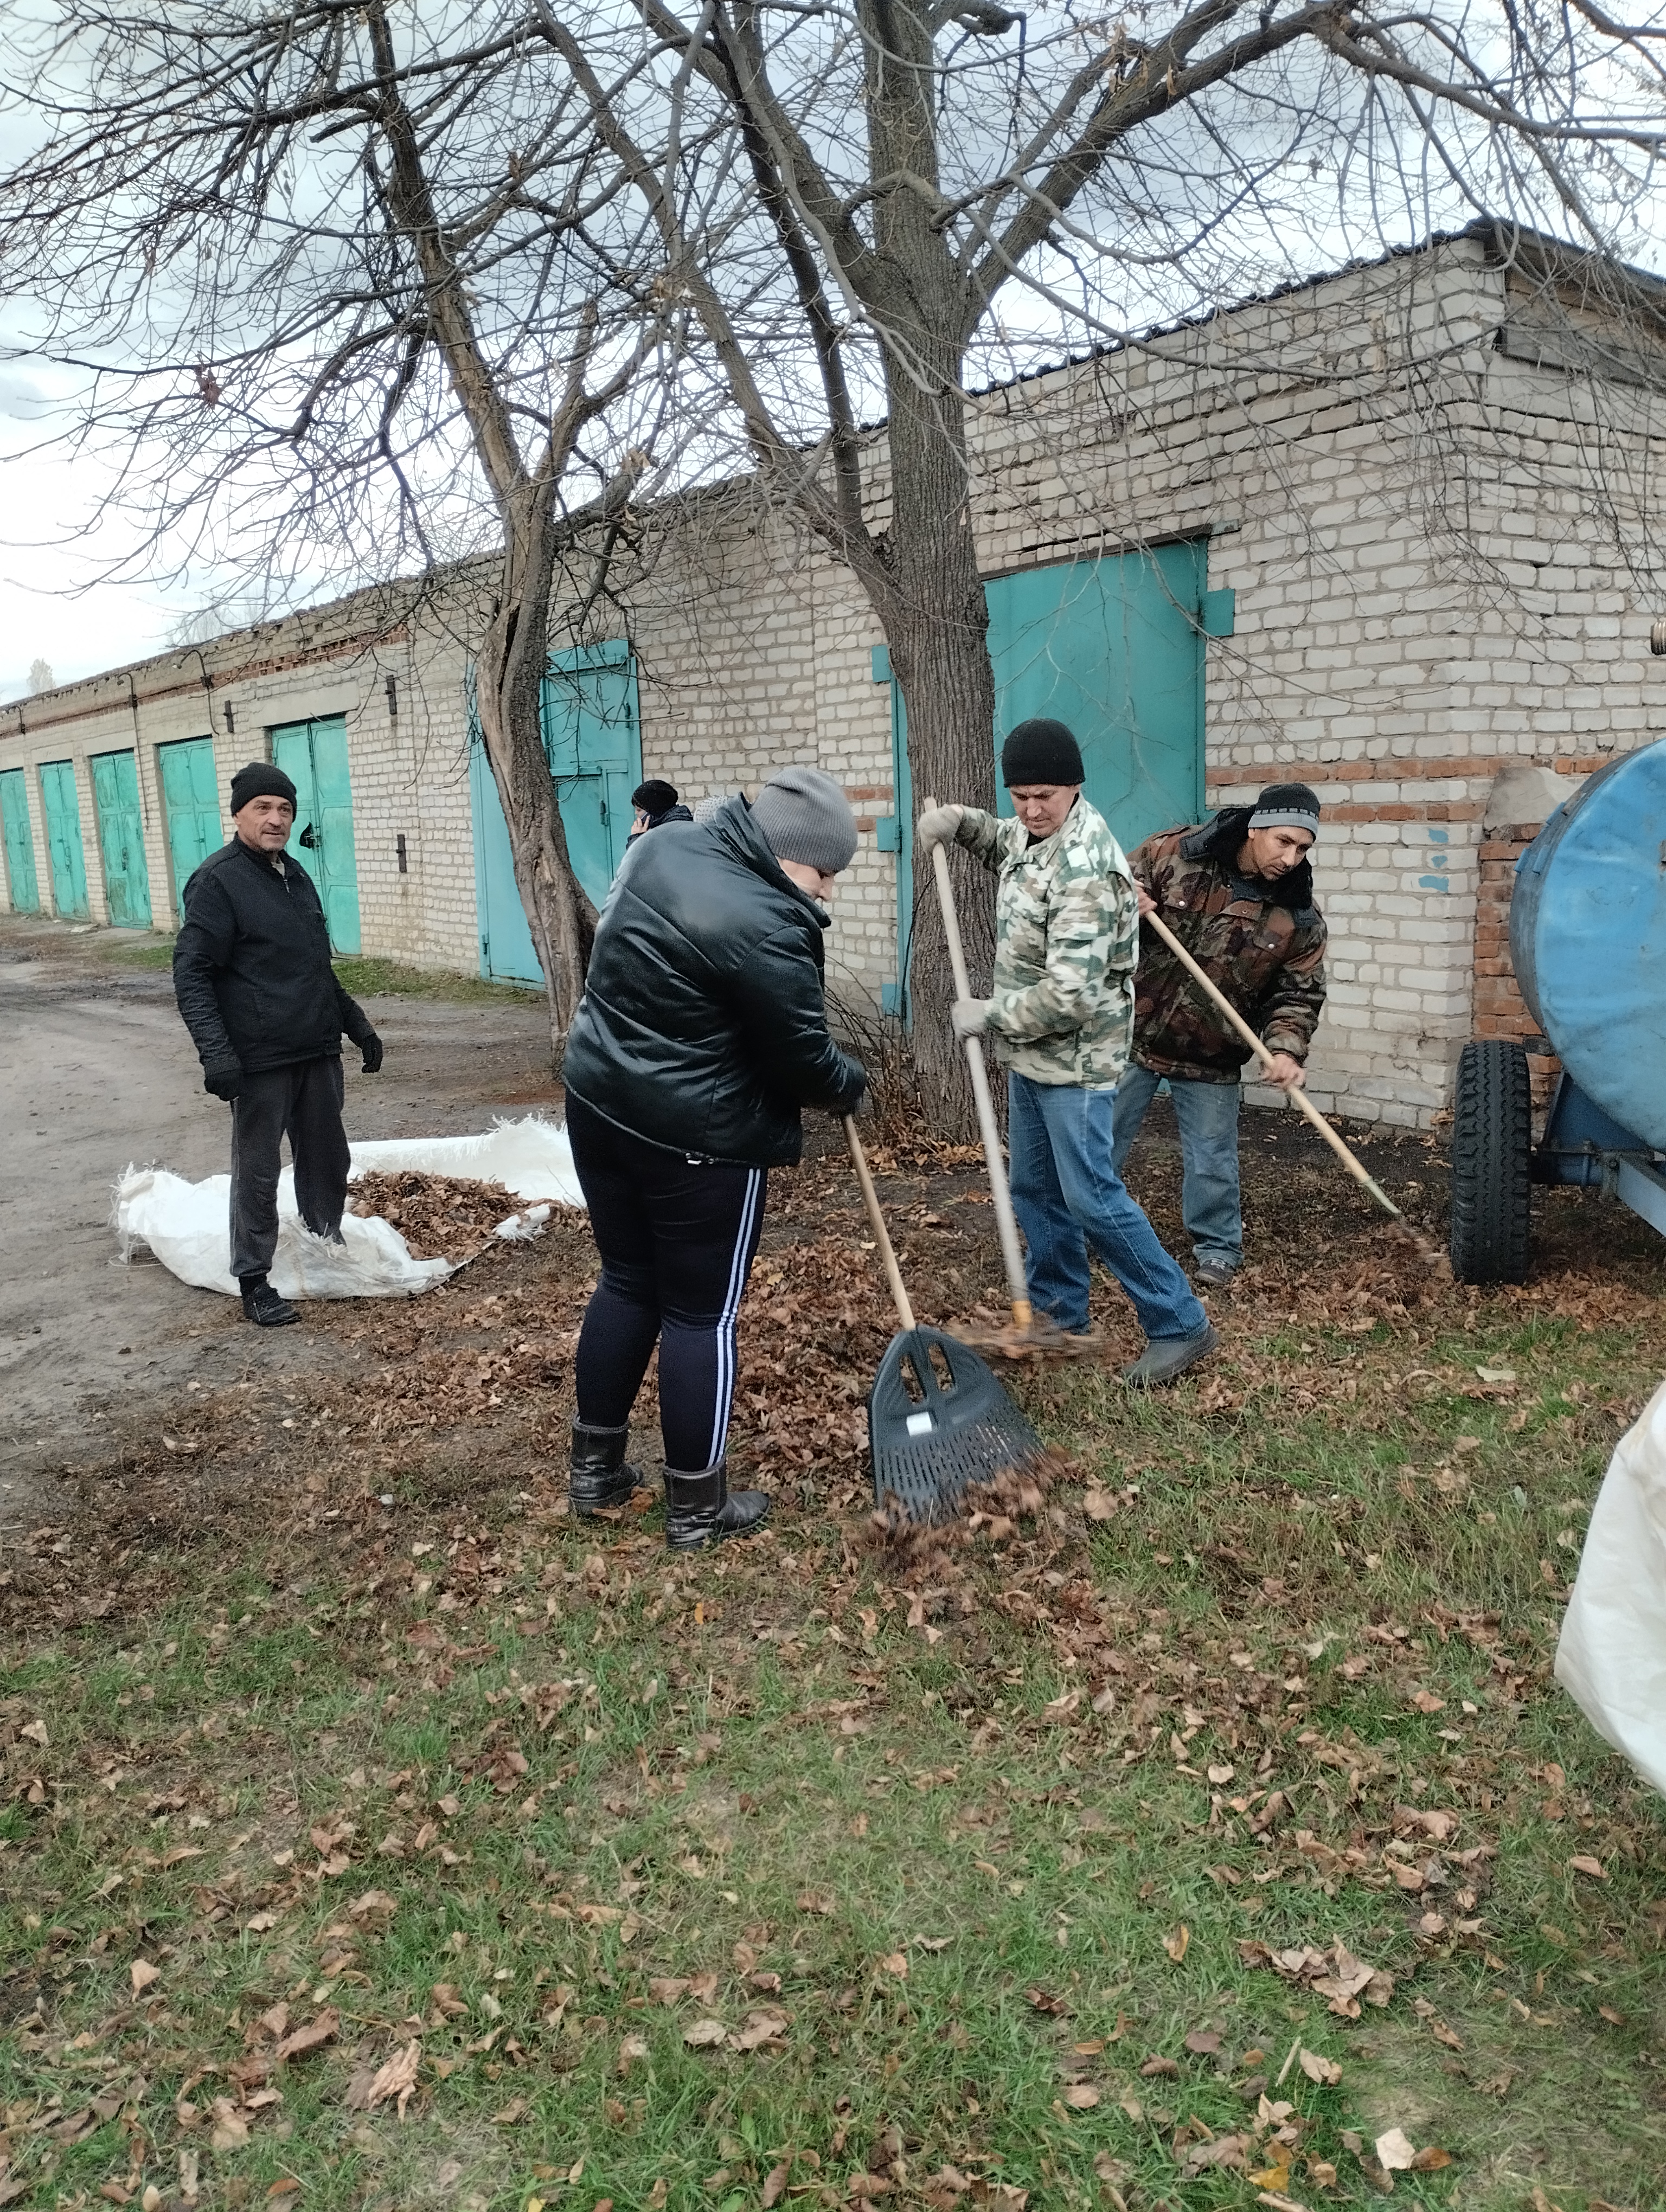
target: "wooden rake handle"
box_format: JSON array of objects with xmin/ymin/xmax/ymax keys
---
[
  {"xmin": 1139, "ymin": 903, "xmax": 1404, "ymax": 1223},
  {"xmin": 922, "ymin": 799, "xmax": 1034, "ymax": 1332},
  {"xmin": 844, "ymin": 1115, "xmax": 917, "ymax": 1333}
]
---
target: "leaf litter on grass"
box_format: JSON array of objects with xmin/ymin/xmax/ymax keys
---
[{"xmin": 4, "ymin": 1120, "xmax": 1665, "ymax": 2208}]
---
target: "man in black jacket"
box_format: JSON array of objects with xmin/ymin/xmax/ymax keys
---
[
  {"xmin": 561, "ymin": 766, "xmax": 866, "ymax": 1549},
  {"xmin": 173, "ymin": 762, "xmax": 382, "ymax": 1328}
]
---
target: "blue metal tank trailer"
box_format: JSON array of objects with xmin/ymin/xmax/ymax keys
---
[{"xmin": 1450, "ymin": 738, "xmax": 1666, "ymax": 1283}]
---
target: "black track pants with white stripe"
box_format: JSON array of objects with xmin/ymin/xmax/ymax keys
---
[{"xmin": 567, "ymin": 1093, "xmax": 767, "ymax": 1474}]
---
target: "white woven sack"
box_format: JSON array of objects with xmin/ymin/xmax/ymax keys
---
[
  {"xmin": 1555, "ymin": 1377, "xmax": 1666, "ymax": 1797},
  {"xmin": 113, "ymin": 1116, "xmax": 583, "ymax": 1301}
]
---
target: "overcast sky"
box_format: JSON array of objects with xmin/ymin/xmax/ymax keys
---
[{"xmin": 0, "ymin": 362, "xmax": 191, "ymax": 700}]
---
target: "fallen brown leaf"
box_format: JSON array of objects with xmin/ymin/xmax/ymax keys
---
[
  {"xmin": 1375, "ymin": 2128, "xmax": 1417, "ymax": 2172},
  {"xmin": 274, "ymin": 2009, "xmax": 339, "ymax": 2063},
  {"xmin": 362, "ymin": 2041, "xmax": 421, "ymax": 2118}
]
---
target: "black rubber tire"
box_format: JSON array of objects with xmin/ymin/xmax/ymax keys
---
[{"xmin": 1449, "ymin": 1039, "xmax": 1532, "ymax": 1284}]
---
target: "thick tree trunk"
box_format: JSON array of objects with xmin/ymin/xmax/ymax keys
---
[
  {"xmin": 879, "ymin": 359, "xmax": 999, "ymax": 1138},
  {"xmin": 474, "ymin": 487, "xmax": 597, "ymax": 1062},
  {"xmin": 852, "ymin": 0, "xmax": 1001, "ymax": 1142}
]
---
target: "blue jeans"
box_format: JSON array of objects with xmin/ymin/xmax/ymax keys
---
[
  {"xmin": 1007, "ymin": 1072, "xmax": 1208, "ymax": 1342},
  {"xmin": 1112, "ymin": 1065, "xmax": 1243, "ymax": 1271}
]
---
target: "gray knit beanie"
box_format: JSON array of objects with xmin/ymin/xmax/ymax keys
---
[
  {"xmin": 1247, "ymin": 781, "xmax": 1321, "ymax": 837},
  {"xmin": 750, "ymin": 765, "xmax": 858, "ymax": 874}
]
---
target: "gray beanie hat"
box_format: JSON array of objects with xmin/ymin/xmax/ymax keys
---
[
  {"xmin": 1247, "ymin": 781, "xmax": 1321, "ymax": 837},
  {"xmin": 750, "ymin": 765, "xmax": 858, "ymax": 874}
]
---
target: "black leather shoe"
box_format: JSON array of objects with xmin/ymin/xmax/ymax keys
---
[
  {"xmin": 569, "ymin": 1420, "xmax": 643, "ymax": 1515},
  {"xmin": 241, "ymin": 1279, "xmax": 299, "ymax": 1328},
  {"xmin": 664, "ymin": 1463, "xmax": 769, "ymax": 1551}
]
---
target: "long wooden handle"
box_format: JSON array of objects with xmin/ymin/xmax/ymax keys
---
[
  {"xmin": 1140, "ymin": 904, "xmax": 1404, "ymax": 1222},
  {"xmin": 844, "ymin": 1115, "xmax": 916, "ymax": 1333},
  {"xmin": 922, "ymin": 800, "xmax": 1033, "ymax": 1330}
]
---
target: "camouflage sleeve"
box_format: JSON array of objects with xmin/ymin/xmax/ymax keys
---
[
  {"xmin": 987, "ymin": 865, "xmax": 1136, "ymax": 1044},
  {"xmin": 954, "ymin": 806, "xmax": 1013, "ymax": 871},
  {"xmin": 1257, "ymin": 923, "xmax": 1328, "ymax": 1060},
  {"xmin": 1127, "ymin": 834, "xmax": 1157, "ymax": 894}
]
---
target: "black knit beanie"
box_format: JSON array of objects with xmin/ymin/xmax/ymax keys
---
[
  {"xmin": 1001, "ymin": 717, "xmax": 1084, "ymax": 787},
  {"xmin": 229, "ymin": 761, "xmax": 297, "ymax": 815},
  {"xmin": 632, "ymin": 777, "xmax": 679, "ymax": 815},
  {"xmin": 1247, "ymin": 782, "xmax": 1321, "ymax": 837}
]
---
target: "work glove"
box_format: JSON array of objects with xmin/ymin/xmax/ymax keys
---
[
  {"xmin": 360, "ymin": 1032, "xmax": 385, "ymax": 1075},
  {"xmin": 203, "ymin": 1059, "xmax": 244, "ymax": 1102},
  {"xmin": 950, "ymin": 998, "xmax": 994, "ymax": 1039},
  {"xmin": 915, "ymin": 803, "xmax": 964, "ymax": 851}
]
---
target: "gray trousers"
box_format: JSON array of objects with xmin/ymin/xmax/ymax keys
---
[{"xmin": 229, "ymin": 1055, "xmax": 350, "ymax": 1282}]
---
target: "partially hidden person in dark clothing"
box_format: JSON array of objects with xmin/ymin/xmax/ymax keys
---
[
  {"xmin": 629, "ymin": 777, "xmax": 694, "ymax": 835},
  {"xmin": 561, "ymin": 764, "xmax": 866, "ymax": 1549},
  {"xmin": 172, "ymin": 762, "xmax": 382, "ymax": 1329},
  {"xmin": 1113, "ymin": 782, "xmax": 1327, "ymax": 1289}
]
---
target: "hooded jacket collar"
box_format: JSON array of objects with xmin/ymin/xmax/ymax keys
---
[{"xmin": 1179, "ymin": 807, "xmax": 1316, "ymax": 913}]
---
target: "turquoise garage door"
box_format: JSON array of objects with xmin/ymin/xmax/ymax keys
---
[
  {"xmin": 470, "ymin": 642, "xmax": 643, "ymax": 984},
  {"xmin": 271, "ymin": 715, "xmax": 362, "ymax": 955},
  {"xmin": 986, "ymin": 539, "xmax": 1229, "ymax": 850},
  {"xmin": 159, "ymin": 737, "xmax": 224, "ymax": 918},
  {"xmin": 1, "ymin": 766, "xmax": 41, "ymax": 912},
  {"xmin": 38, "ymin": 758, "xmax": 90, "ymax": 920},
  {"xmin": 90, "ymin": 749, "xmax": 153, "ymax": 929},
  {"xmin": 873, "ymin": 541, "xmax": 1231, "ymax": 1016}
]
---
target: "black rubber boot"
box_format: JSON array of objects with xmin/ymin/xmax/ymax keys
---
[
  {"xmin": 664, "ymin": 1463, "xmax": 769, "ymax": 1551},
  {"xmin": 240, "ymin": 1275, "xmax": 299, "ymax": 1328},
  {"xmin": 568, "ymin": 1420, "xmax": 643, "ymax": 1516}
]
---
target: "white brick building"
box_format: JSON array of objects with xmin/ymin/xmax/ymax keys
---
[{"xmin": 3, "ymin": 223, "xmax": 1663, "ymax": 1127}]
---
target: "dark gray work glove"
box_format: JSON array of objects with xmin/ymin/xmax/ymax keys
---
[
  {"xmin": 203, "ymin": 1060, "xmax": 244, "ymax": 1102},
  {"xmin": 360, "ymin": 1032, "xmax": 385, "ymax": 1075}
]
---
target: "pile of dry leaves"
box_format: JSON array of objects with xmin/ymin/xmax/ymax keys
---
[{"xmin": 348, "ymin": 1171, "xmax": 522, "ymax": 1262}]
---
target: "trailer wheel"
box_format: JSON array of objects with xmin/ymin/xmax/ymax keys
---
[{"xmin": 1449, "ymin": 1040, "xmax": 1532, "ymax": 1284}]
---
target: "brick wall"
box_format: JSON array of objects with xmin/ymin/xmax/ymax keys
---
[
  {"xmin": 7, "ymin": 230, "xmax": 1666, "ymax": 1130},
  {"xmin": 1473, "ymin": 819, "xmax": 1564, "ymax": 1110}
]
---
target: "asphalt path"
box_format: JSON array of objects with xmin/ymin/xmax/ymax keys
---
[{"xmin": 0, "ymin": 915, "xmax": 555, "ymax": 1533}]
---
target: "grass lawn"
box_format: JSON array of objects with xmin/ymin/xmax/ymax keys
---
[
  {"xmin": 3, "ymin": 1124, "xmax": 1663, "ymax": 2212},
  {"xmin": 100, "ymin": 938, "xmax": 538, "ymax": 1008}
]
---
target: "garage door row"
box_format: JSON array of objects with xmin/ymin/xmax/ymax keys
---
[
  {"xmin": 471, "ymin": 543, "xmax": 1228, "ymax": 1002},
  {"xmin": 0, "ymin": 718, "xmax": 362, "ymax": 953}
]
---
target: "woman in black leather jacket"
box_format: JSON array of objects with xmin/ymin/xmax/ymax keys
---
[{"xmin": 561, "ymin": 766, "xmax": 866, "ymax": 1548}]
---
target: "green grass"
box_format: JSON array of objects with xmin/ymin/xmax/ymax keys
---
[
  {"xmin": 4, "ymin": 1217, "xmax": 1664, "ymax": 2211},
  {"xmin": 97, "ymin": 940, "xmax": 537, "ymax": 1002},
  {"xmin": 330, "ymin": 956, "xmax": 542, "ymax": 1006}
]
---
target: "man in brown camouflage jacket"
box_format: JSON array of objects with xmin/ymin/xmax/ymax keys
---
[{"xmin": 1112, "ymin": 782, "xmax": 1327, "ymax": 1289}]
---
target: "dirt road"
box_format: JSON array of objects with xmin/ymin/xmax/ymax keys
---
[{"xmin": 0, "ymin": 915, "xmax": 556, "ymax": 1532}]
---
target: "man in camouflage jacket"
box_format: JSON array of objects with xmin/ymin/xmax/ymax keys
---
[
  {"xmin": 1113, "ymin": 781, "xmax": 1328, "ymax": 1288},
  {"xmin": 917, "ymin": 718, "xmax": 1214, "ymax": 1388}
]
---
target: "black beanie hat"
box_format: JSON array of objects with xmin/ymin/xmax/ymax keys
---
[
  {"xmin": 1247, "ymin": 781, "xmax": 1321, "ymax": 837},
  {"xmin": 229, "ymin": 761, "xmax": 297, "ymax": 815},
  {"xmin": 1001, "ymin": 717, "xmax": 1084, "ymax": 787},
  {"xmin": 632, "ymin": 777, "xmax": 679, "ymax": 815}
]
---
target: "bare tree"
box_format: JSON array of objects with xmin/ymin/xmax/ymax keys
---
[
  {"xmin": 27, "ymin": 658, "xmax": 55, "ymax": 694},
  {"xmin": 3, "ymin": 1, "xmax": 1663, "ymax": 1118},
  {"xmin": 0, "ymin": 1, "xmax": 694, "ymax": 1051},
  {"xmin": 532, "ymin": 0, "xmax": 1666, "ymax": 1126}
]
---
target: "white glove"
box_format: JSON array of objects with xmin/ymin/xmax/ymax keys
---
[
  {"xmin": 950, "ymin": 997, "xmax": 993, "ymax": 1038},
  {"xmin": 916, "ymin": 803, "xmax": 964, "ymax": 851}
]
